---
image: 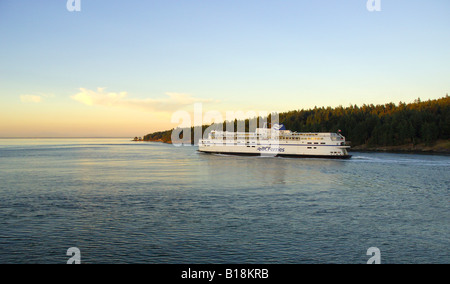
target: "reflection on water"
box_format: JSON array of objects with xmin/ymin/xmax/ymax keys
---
[
  {"xmin": 202, "ymin": 152, "xmax": 346, "ymax": 188},
  {"xmin": 0, "ymin": 139, "xmax": 448, "ymax": 263}
]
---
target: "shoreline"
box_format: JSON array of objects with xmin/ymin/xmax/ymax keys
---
[
  {"xmin": 350, "ymin": 140, "xmax": 450, "ymax": 155},
  {"xmin": 350, "ymin": 149, "xmax": 450, "ymax": 156},
  {"xmin": 141, "ymin": 139, "xmax": 450, "ymax": 155},
  {"xmin": 141, "ymin": 139, "xmax": 172, "ymax": 144}
]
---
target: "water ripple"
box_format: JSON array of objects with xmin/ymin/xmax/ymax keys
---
[{"xmin": 0, "ymin": 139, "xmax": 448, "ymax": 263}]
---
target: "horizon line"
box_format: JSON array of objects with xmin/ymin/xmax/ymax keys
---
[{"xmin": 0, "ymin": 137, "xmax": 134, "ymax": 139}]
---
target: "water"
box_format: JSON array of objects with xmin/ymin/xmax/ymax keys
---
[{"xmin": 0, "ymin": 138, "xmax": 448, "ymax": 264}]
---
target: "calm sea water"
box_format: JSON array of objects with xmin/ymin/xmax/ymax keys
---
[{"xmin": 0, "ymin": 138, "xmax": 448, "ymax": 264}]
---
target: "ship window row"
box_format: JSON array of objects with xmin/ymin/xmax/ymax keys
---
[
  {"xmin": 283, "ymin": 137, "xmax": 323, "ymax": 140},
  {"xmin": 213, "ymin": 136, "xmax": 326, "ymax": 141},
  {"xmin": 209, "ymin": 140, "xmax": 331, "ymax": 146}
]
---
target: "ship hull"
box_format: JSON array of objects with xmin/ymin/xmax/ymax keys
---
[
  {"xmin": 198, "ymin": 142, "xmax": 352, "ymax": 159},
  {"xmin": 198, "ymin": 150, "xmax": 352, "ymax": 159}
]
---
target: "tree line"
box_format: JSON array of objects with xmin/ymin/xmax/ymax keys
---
[{"xmin": 144, "ymin": 95, "xmax": 450, "ymax": 147}]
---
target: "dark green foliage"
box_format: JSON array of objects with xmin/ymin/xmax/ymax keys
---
[
  {"xmin": 279, "ymin": 96, "xmax": 449, "ymax": 147},
  {"xmin": 143, "ymin": 95, "xmax": 450, "ymax": 146},
  {"xmin": 143, "ymin": 129, "xmax": 173, "ymax": 142}
]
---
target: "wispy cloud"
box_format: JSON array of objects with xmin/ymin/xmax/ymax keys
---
[
  {"xmin": 71, "ymin": 88, "xmax": 127, "ymax": 107},
  {"xmin": 20, "ymin": 95, "xmax": 42, "ymax": 103},
  {"xmin": 71, "ymin": 88, "xmax": 215, "ymax": 112}
]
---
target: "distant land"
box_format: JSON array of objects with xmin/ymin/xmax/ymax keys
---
[{"xmin": 141, "ymin": 96, "xmax": 450, "ymax": 154}]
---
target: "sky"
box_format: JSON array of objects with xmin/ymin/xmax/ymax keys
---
[{"xmin": 0, "ymin": 0, "xmax": 449, "ymax": 137}]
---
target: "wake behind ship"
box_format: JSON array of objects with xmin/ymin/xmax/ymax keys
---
[{"xmin": 198, "ymin": 124, "xmax": 352, "ymax": 159}]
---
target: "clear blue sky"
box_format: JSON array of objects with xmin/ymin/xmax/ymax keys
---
[{"xmin": 0, "ymin": 0, "xmax": 449, "ymax": 137}]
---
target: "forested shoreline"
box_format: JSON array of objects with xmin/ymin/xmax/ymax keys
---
[{"xmin": 142, "ymin": 96, "xmax": 450, "ymax": 153}]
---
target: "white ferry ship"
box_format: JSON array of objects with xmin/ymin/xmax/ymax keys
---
[{"xmin": 198, "ymin": 124, "xmax": 352, "ymax": 159}]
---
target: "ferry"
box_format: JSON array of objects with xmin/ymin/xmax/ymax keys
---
[{"xmin": 198, "ymin": 124, "xmax": 352, "ymax": 159}]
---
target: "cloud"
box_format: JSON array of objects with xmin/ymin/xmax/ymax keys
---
[
  {"xmin": 71, "ymin": 88, "xmax": 215, "ymax": 112},
  {"xmin": 71, "ymin": 88, "xmax": 127, "ymax": 107},
  {"xmin": 20, "ymin": 95, "xmax": 42, "ymax": 103}
]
